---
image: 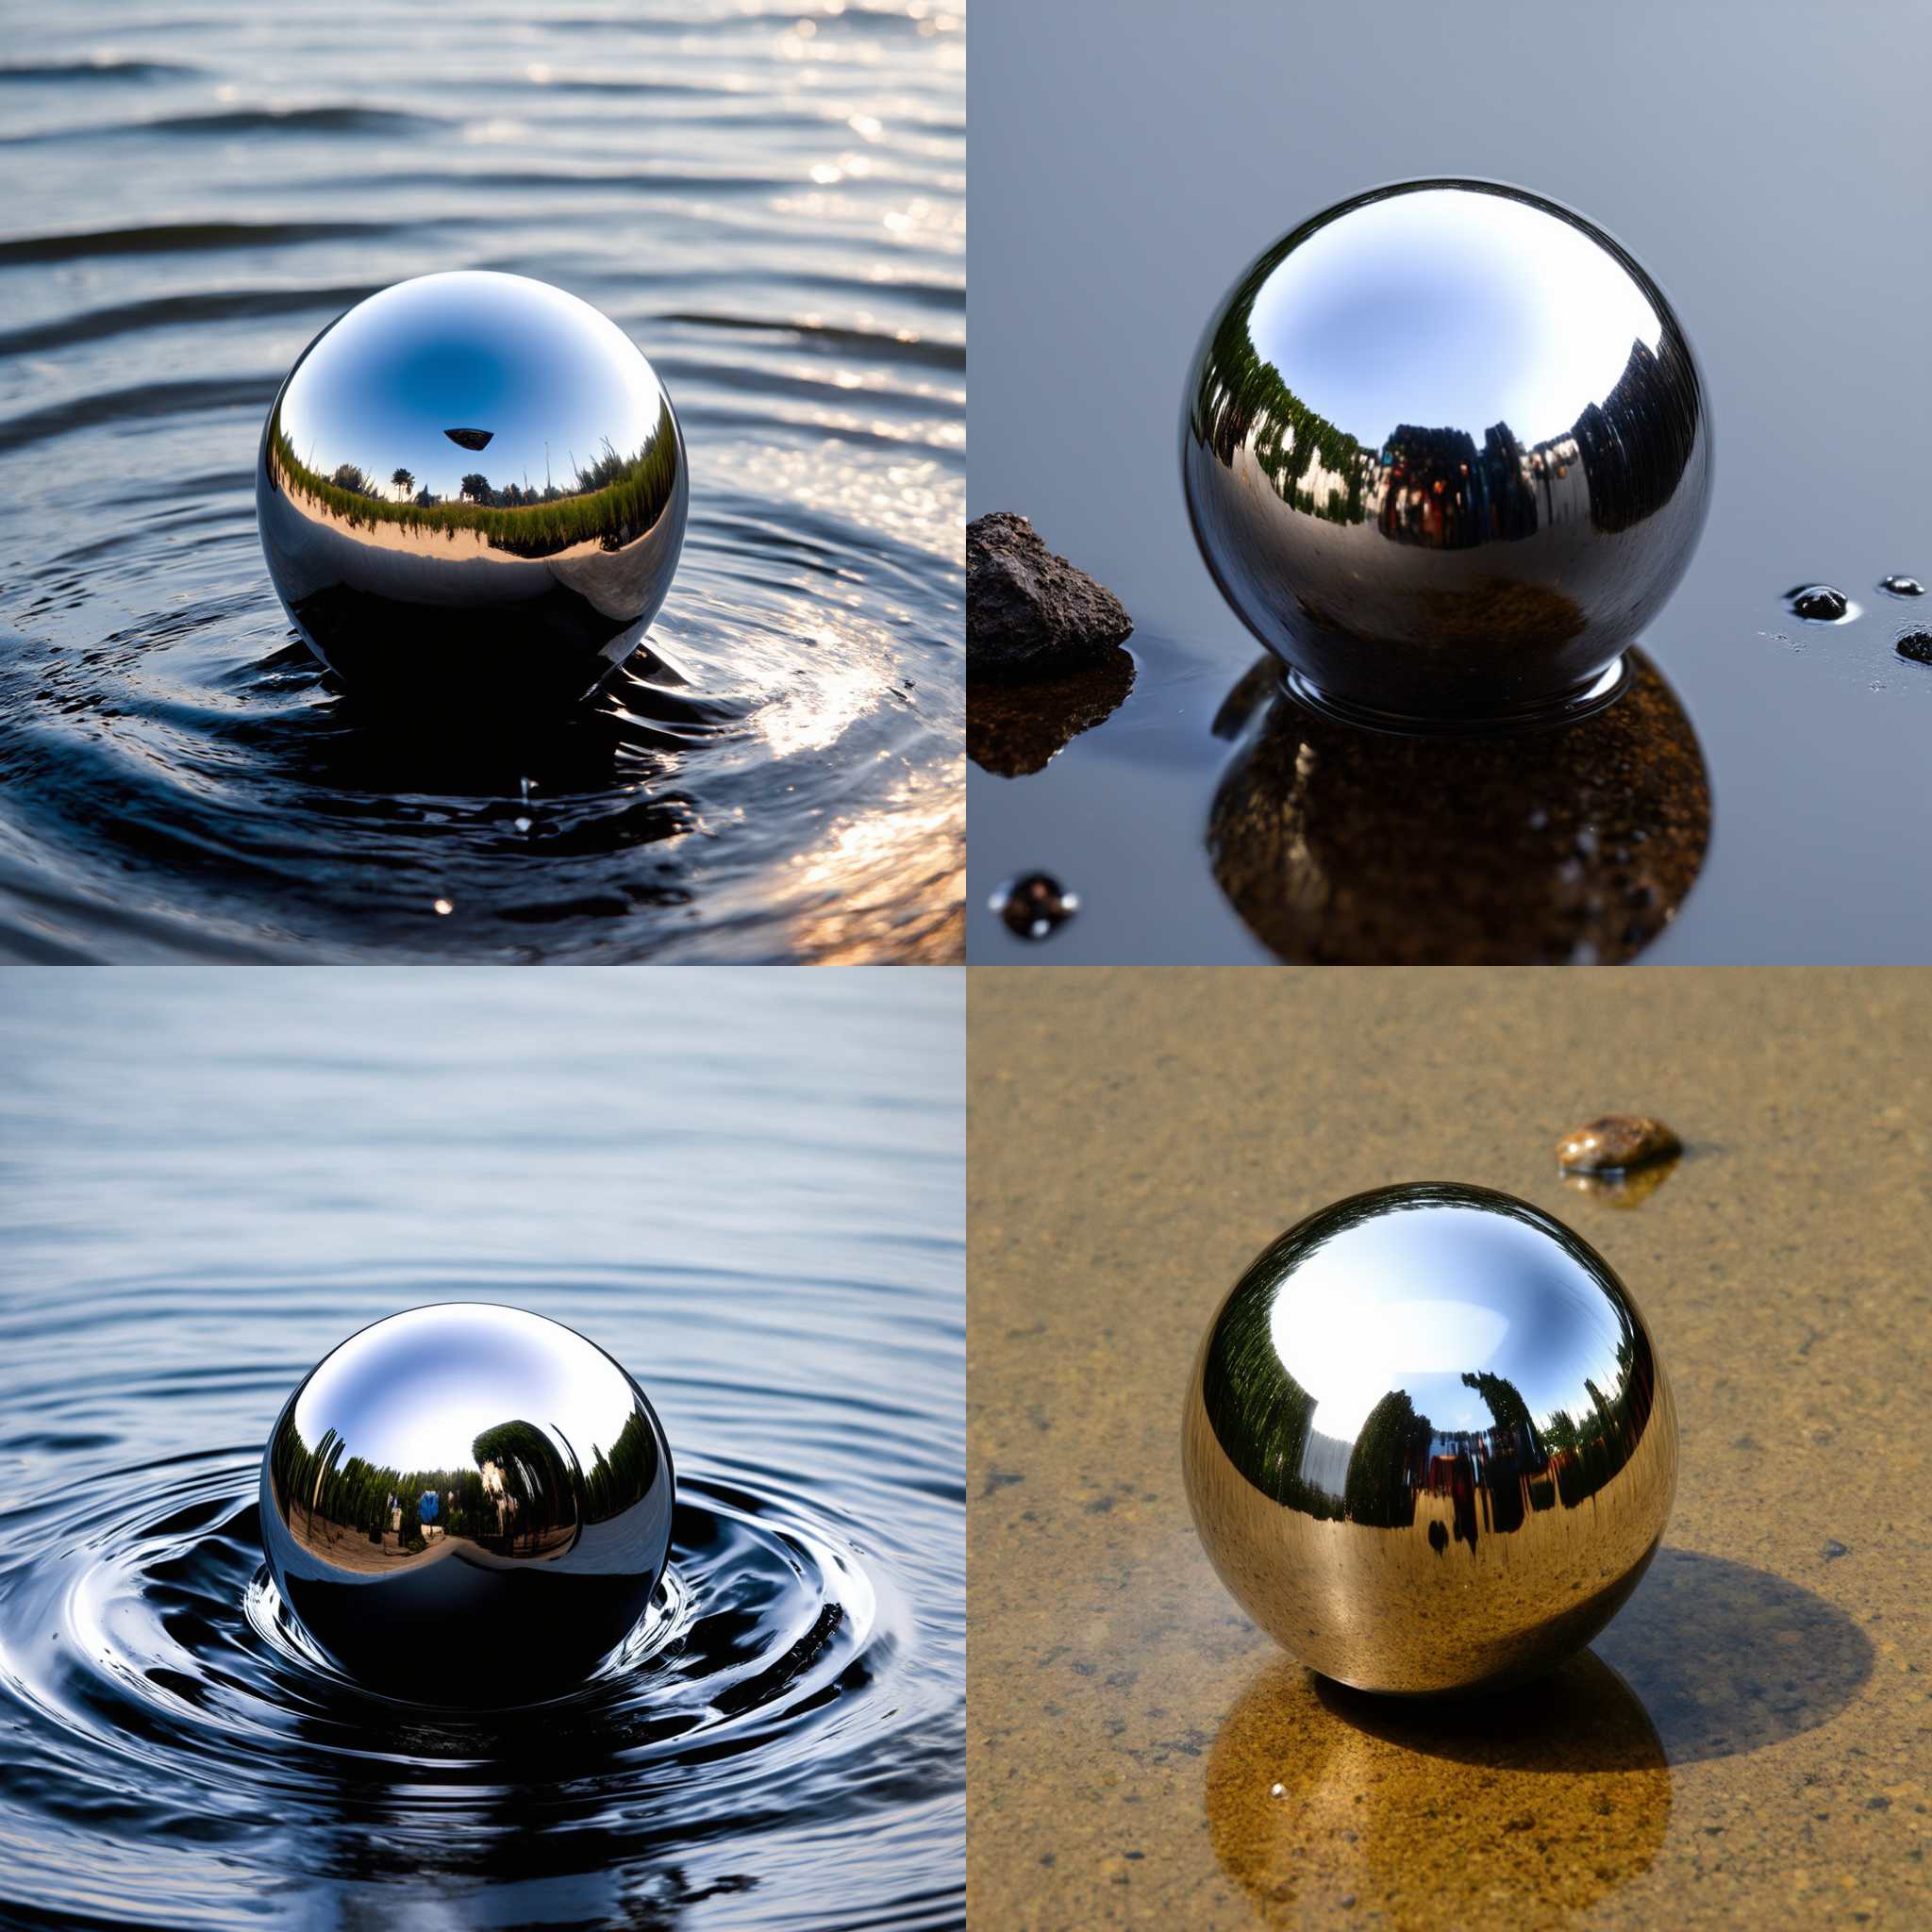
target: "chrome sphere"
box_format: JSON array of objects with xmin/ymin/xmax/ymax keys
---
[
  {"xmin": 257, "ymin": 271, "xmax": 689, "ymax": 714},
  {"xmin": 260, "ymin": 1304, "xmax": 675, "ymax": 1703},
  {"xmin": 1181, "ymin": 181, "xmax": 1711, "ymax": 732},
  {"xmin": 1183, "ymin": 1184, "xmax": 1676, "ymax": 1694}
]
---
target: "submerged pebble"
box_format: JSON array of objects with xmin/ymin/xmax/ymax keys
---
[
  {"xmin": 1878, "ymin": 575, "xmax": 1924, "ymax": 598},
  {"xmin": 991, "ymin": 873, "xmax": 1078, "ymax": 940},
  {"xmin": 1556, "ymin": 1114, "xmax": 1682, "ymax": 1174},
  {"xmin": 1786, "ymin": 584, "xmax": 1850, "ymax": 623},
  {"xmin": 1894, "ymin": 632, "xmax": 1932, "ymax": 665}
]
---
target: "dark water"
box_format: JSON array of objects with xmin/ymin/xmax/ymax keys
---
[
  {"xmin": 967, "ymin": 0, "xmax": 1932, "ymax": 963},
  {"xmin": 0, "ymin": 2, "xmax": 964, "ymax": 962},
  {"xmin": 0, "ymin": 970, "xmax": 965, "ymax": 1929}
]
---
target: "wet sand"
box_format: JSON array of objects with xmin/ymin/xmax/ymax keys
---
[{"xmin": 968, "ymin": 969, "xmax": 1928, "ymax": 1928}]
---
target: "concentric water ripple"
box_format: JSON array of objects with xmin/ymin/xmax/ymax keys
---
[
  {"xmin": 0, "ymin": 1389, "xmax": 957, "ymax": 1931},
  {"xmin": 0, "ymin": 1441, "xmax": 911, "ymax": 1909},
  {"xmin": 0, "ymin": 1, "xmax": 965, "ymax": 962}
]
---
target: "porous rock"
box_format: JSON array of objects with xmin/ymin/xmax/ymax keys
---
[{"xmin": 968, "ymin": 512, "xmax": 1132, "ymax": 679}]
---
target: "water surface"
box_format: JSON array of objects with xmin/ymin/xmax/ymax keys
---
[
  {"xmin": 967, "ymin": 0, "xmax": 1931, "ymax": 962},
  {"xmin": 0, "ymin": 1, "xmax": 964, "ymax": 961},
  {"xmin": 0, "ymin": 968, "xmax": 965, "ymax": 1929}
]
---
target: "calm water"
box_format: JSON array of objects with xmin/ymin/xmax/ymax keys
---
[
  {"xmin": 0, "ymin": 2, "xmax": 963, "ymax": 962},
  {"xmin": 967, "ymin": 0, "xmax": 1932, "ymax": 963},
  {"xmin": 0, "ymin": 969, "xmax": 965, "ymax": 1929}
]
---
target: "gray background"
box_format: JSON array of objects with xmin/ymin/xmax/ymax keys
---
[{"xmin": 969, "ymin": 0, "xmax": 1932, "ymax": 961}]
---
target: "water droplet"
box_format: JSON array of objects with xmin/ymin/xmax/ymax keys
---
[
  {"xmin": 432, "ymin": 897, "xmax": 454, "ymax": 916},
  {"xmin": 1270, "ymin": 1782, "xmax": 1287, "ymax": 1799},
  {"xmin": 990, "ymin": 873, "xmax": 1077, "ymax": 941},
  {"xmin": 519, "ymin": 775, "xmax": 535, "ymax": 804},
  {"xmin": 514, "ymin": 815, "xmax": 534, "ymax": 834},
  {"xmin": 1786, "ymin": 583, "xmax": 1850, "ymax": 623},
  {"xmin": 1879, "ymin": 575, "xmax": 1924, "ymax": 598},
  {"xmin": 1895, "ymin": 632, "xmax": 1932, "ymax": 665}
]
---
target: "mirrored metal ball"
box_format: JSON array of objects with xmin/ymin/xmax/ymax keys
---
[
  {"xmin": 257, "ymin": 271, "xmax": 689, "ymax": 714},
  {"xmin": 1183, "ymin": 1184, "xmax": 1676, "ymax": 1694},
  {"xmin": 260, "ymin": 1303, "xmax": 675, "ymax": 1704},
  {"xmin": 1181, "ymin": 181, "xmax": 1711, "ymax": 733}
]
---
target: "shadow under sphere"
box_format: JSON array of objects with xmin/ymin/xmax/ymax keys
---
[
  {"xmin": 1590, "ymin": 1546, "xmax": 1874, "ymax": 1763},
  {"xmin": 1208, "ymin": 649, "xmax": 1710, "ymax": 963}
]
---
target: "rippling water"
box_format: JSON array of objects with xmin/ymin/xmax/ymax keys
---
[
  {"xmin": 0, "ymin": 2, "xmax": 964, "ymax": 961},
  {"xmin": 0, "ymin": 969, "xmax": 965, "ymax": 1928}
]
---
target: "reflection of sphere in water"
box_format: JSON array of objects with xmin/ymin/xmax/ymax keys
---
[
  {"xmin": 257, "ymin": 272, "xmax": 688, "ymax": 715},
  {"xmin": 1183, "ymin": 1183, "xmax": 1676, "ymax": 1694},
  {"xmin": 1181, "ymin": 180, "xmax": 1711, "ymax": 731},
  {"xmin": 1208, "ymin": 648, "xmax": 1710, "ymax": 964},
  {"xmin": 966, "ymin": 648, "xmax": 1135, "ymax": 778},
  {"xmin": 1206, "ymin": 1653, "xmax": 1670, "ymax": 1927},
  {"xmin": 260, "ymin": 1304, "xmax": 675, "ymax": 1704}
]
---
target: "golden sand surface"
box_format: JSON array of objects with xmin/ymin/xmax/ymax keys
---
[{"xmin": 968, "ymin": 968, "xmax": 1927, "ymax": 1929}]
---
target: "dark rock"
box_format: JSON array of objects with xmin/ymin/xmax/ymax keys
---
[{"xmin": 968, "ymin": 512, "xmax": 1131, "ymax": 678}]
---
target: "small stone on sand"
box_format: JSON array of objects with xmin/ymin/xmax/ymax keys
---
[
  {"xmin": 1556, "ymin": 1114, "xmax": 1682, "ymax": 1174},
  {"xmin": 968, "ymin": 512, "xmax": 1131, "ymax": 679}
]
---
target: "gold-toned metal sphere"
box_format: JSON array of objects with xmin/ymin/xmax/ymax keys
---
[{"xmin": 1183, "ymin": 1184, "xmax": 1676, "ymax": 1694}]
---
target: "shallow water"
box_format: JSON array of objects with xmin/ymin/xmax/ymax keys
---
[
  {"xmin": 967, "ymin": 0, "xmax": 1932, "ymax": 963},
  {"xmin": 0, "ymin": 2, "xmax": 963, "ymax": 961},
  {"xmin": 0, "ymin": 969, "xmax": 965, "ymax": 1929}
]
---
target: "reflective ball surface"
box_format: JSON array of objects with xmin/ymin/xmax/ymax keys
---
[
  {"xmin": 261, "ymin": 1303, "xmax": 675, "ymax": 1704},
  {"xmin": 1183, "ymin": 1184, "xmax": 1676, "ymax": 1694},
  {"xmin": 257, "ymin": 271, "xmax": 689, "ymax": 714},
  {"xmin": 1181, "ymin": 180, "xmax": 1711, "ymax": 733}
]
